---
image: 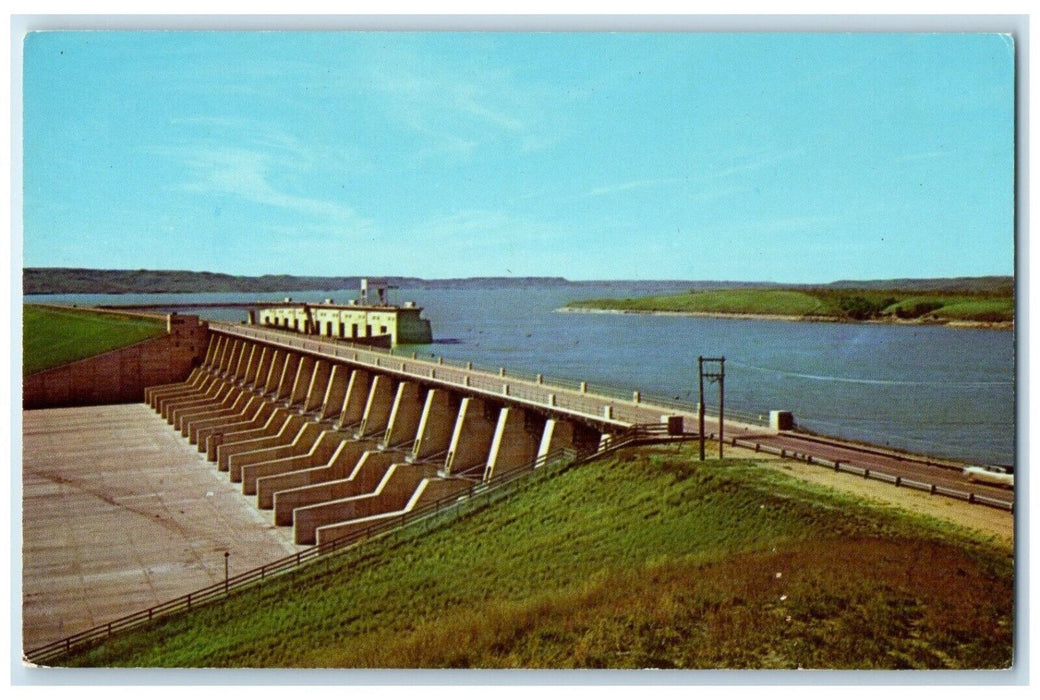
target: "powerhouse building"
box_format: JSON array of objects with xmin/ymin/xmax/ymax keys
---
[{"xmin": 256, "ymin": 279, "xmax": 433, "ymax": 347}]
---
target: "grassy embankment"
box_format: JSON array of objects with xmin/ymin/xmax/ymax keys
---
[
  {"xmin": 566, "ymin": 288, "xmax": 1014, "ymax": 325},
  {"xmin": 56, "ymin": 443, "xmax": 1013, "ymax": 669},
  {"xmin": 23, "ymin": 305, "xmax": 166, "ymax": 376}
]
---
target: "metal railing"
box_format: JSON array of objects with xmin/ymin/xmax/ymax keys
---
[{"xmin": 25, "ymin": 423, "xmax": 661, "ymax": 666}]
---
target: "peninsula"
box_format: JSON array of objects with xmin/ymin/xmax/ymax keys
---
[{"xmin": 563, "ymin": 279, "xmax": 1014, "ymax": 329}]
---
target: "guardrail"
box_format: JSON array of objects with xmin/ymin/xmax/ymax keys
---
[
  {"xmin": 25, "ymin": 423, "xmax": 664, "ymax": 666},
  {"xmin": 729, "ymin": 436, "xmax": 1014, "ymax": 513}
]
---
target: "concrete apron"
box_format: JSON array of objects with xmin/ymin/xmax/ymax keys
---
[{"xmin": 21, "ymin": 404, "xmax": 301, "ymax": 653}]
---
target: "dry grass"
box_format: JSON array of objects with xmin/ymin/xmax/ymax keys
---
[
  {"xmin": 58, "ymin": 445, "xmax": 1014, "ymax": 670},
  {"xmin": 330, "ymin": 537, "xmax": 1012, "ymax": 669}
]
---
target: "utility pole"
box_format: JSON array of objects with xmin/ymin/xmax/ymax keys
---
[
  {"xmin": 718, "ymin": 357, "xmax": 725, "ymax": 459},
  {"xmin": 224, "ymin": 551, "xmax": 230, "ymax": 595},
  {"xmin": 698, "ymin": 357, "xmax": 706, "ymax": 460},
  {"xmin": 698, "ymin": 356, "xmax": 726, "ymax": 460}
]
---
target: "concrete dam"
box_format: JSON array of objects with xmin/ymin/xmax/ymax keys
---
[
  {"xmin": 23, "ymin": 308, "xmax": 1013, "ymax": 659},
  {"xmin": 143, "ymin": 321, "xmax": 690, "ymax": 547}
]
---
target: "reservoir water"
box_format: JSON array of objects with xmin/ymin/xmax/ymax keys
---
[{"xmin": 26, "ymin": 284, "xmax": 1016, "ymax": 467}]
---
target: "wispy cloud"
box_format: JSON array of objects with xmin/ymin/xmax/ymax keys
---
[
  {"xmin": 717, "ymin": 214, "xmax": 840, "ymax": 237},
  {"xmin": 402, "ymin": 208, "xmax": 574, "ymax": 250},
  {"xmin": 896, "ymin": 149, "xmax": 949, "ymax": 163},
  {"xmin": 585, "ymin": 178, "xmax": 682, "ymax": 198},
  {"xmin": 155, "ymin": 140, "xmax": 371, "ymax": 231},
  {"xmin": 707, "ymin": 149, "xmax": 805, "ymax": 181},
  {"xmin": 453, "ymin": 84, "xmax": 526, "ymax": 134},
  {"xmin": 352, "ymin": 45, "xmax": 555, "ymax": 160},
  {"xmin": 405, "ymin": 209, "xmax": 521, "ymax": 244},
  {"xmin": 412, "ymin": 135, "xmax": 480, "ymax": 162},
  {"xmin": 151, "ymin": 115, "xmax": 374, "ymax": 233},
  {"xmin": 687, "ymin": 184, "xmax": 746, "ymax": 204},
  {"xmin": 383, "ymin": 208, "xmax": 583, "ymax": 276}
]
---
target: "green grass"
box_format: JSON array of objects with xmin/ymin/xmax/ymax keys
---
[
  {"xmin": 55, "ymin": 444, "xmax": 1013, "ymax": 669},
  {"xmin": 928, "ymin": 299, "xmax": 1015, "ymax": 323},
  {"xmin": 23, "ymin": 305, "xmax": 166, "ymax": 376},
  {"xmin": 570, "ymin": 289, "xmax": 829, "ymax": 316},
  {"xmin": 567, "ymin": 287, "xmax": 1014, "ymax": 325}
]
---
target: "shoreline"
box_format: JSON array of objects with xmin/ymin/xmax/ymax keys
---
[{"xmin": 556, "ymin": 306, "xmax": 1014, "ymax": 331}]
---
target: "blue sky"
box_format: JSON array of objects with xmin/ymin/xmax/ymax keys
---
[{"xmin": 21, "ymin": 31, "xmax": 1015, "ymax": 282}]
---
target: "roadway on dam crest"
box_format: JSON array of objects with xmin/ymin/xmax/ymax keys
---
[
  {"xmin": 21, "ymin": 403, "xmax": 302, "ymax": 653},
  {"xmin": 731, "ymin": 431, "xmax": 1014, "ymax": 504}
]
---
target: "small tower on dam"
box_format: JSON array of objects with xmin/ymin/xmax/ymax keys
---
[{"xmin": 255, "ymin": 278, "xmax": 433, "ymax": 347}]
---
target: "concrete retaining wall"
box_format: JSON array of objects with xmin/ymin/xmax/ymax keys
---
[
  {"xmin": 217, "ymin": 412, "xmax": 305, "ymax": 472},
  {"xmin": 144, "ymin": 366, "xmax": 206, "ymax": 407},
  {"xmin": 196, "ymin": 400, "xmax": 276, "ymax": 453},
  {"xmin": 25, "ymin": 314, "xmax": 210, "ymax": 409},
  {"xmin": 411, "ymin": 389, "xmax": 457, "ymax": 460},
  {"xmin": 271, "ymin": 448, "xmax": 393, "ymax": 526},
  {"xmin": 313, "ymin": 475, "xmax": 470, "ymax": 546},
  {"xmin": 239, "ymin": 429, "xmax": 348, "ymax": 496},
  {"xmin": 257, "ymin": 440, "xmax": 372, "ymax": 510},
  {"xmin": 296, "ymin": 461, "xmax": 437, "ymax": 544},
  {"xmin": 444, "ymin": 397, "xmax": 497, "ymax": 475},
  {"xmin": 227, "ymin": 418, "xmax": 319, "ymax": 485},
  {"xmin": 484, "ymin": 407, "xmax": 540, "ymax": 481}
]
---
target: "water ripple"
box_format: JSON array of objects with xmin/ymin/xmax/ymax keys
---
[{"xmin": 729, "ymin": 360, "xmax": 1014, "ymax": 388}]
